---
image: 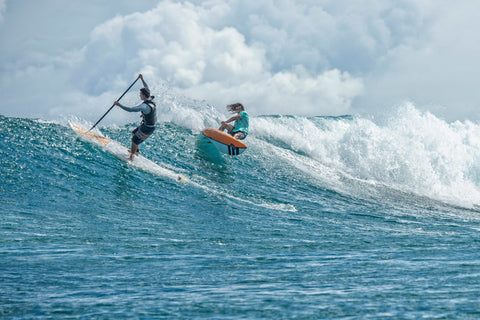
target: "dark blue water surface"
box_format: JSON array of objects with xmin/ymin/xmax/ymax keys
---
[{"xmin": 1, "ymin": 115, "xmax": 480, "ymax": 319}]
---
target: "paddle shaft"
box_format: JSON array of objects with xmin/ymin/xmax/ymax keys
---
[{"xmin": 89, "ymin": 77, "xmax": 140, "ymax": 131}]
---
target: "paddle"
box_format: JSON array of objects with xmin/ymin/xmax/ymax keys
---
[{"xmin": 88, "ymin": 76, "xmax": 141, "ymax": 131}]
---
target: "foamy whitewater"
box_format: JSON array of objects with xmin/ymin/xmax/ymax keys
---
[
  {"xmin": 254, "ymin": 104, "xmax": 480, "ymax": 208},
  {"xmin": 2, "ymin": 101, "xmax": 480, "ymax": 319}
]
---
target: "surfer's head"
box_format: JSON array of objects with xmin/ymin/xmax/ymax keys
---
[
  {"xmin": 140, "ymin": 87, "xmax": 150, "ymax": 99},
  {"xmin": 227, "ymin": 103, "xmax": 244, "ymax": 112}
]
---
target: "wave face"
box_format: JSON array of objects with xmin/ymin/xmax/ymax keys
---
[
  {"xmin": 253, "ymin": 103, "xmax": 480, "ymax": 208},
  {"xmin": 2, "ymin": 104, "xmax": 480, "ymax": 319}
]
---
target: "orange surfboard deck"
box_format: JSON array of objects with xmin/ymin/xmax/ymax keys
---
[{"xmin": 202, "ymin": 127, "xmax": 247, "ymax": 155}]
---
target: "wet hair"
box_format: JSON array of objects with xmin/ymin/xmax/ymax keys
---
[
  {"xmin": 226, "ymin": 103, "xmax": 244, "ymax": 112},
  {"xmin": 140, "ymin": 87, "xmax": 150, "ymax": 98}
]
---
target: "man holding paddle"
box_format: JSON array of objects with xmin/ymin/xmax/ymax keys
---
[{"xmin": 114, "ymin": 74, "xmax": 156, "ymax": 161}]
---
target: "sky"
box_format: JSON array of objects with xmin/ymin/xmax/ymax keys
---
[{"xmin": 1, "ymin": 0, "xmax": 480, "ymax": 122}]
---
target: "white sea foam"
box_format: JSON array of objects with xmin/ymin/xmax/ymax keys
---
[{"xmin": 252, "ymin": 103, "xmax": 480, "ymax": 208}]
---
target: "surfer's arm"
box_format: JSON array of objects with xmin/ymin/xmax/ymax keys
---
[
  {"xmin": 115, "ymin": 101, "xmax": 151, "ymax": 113},
  {"xmin": 138, "ymin": 74, "xmax": 148, "ymax": 88},
  {"xmin": 222, "ymin": 114, "xmax": 241, "ymax": 124}
]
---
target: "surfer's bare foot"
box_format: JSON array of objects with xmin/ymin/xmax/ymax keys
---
[{"xmin": 128, "ymin": 149, "xmax": 139, "ymax": 156}]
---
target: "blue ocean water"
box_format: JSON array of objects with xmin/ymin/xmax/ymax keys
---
[{"xmin": 2, "ymin": 104, "xmax": 480, "ymax": 319}]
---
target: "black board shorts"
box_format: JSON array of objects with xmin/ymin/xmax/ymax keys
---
[
  {"xmin": 132, "ymin": 124, "xmax": 155, "ymax": 145},
  {"xmin": 231, "ymin": 131, "xmax": 247, "ymax": 140}
]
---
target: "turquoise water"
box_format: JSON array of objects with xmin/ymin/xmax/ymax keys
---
[{"xmin": 2, "ymin": 107, "xmax": 480, "ymax": 319}]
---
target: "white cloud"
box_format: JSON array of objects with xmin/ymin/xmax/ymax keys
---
[
  {"xmin": 184, "ymin": 68, "xmax": 363, "ymax": 115},
  {"xmin": 2, "ymin": 0, "xmax": 480, "ymax": 122},
  {"xmin": 358, "ymin": 1, "xmax": 480, "ymax": 120},
  {"xmin": 69, "ymin": 0, "xmax": 363, "ymax": 118}
]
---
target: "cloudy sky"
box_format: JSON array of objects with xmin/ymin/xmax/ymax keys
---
[{"xmin": 1, "ymin": 0, "xmax": 480, "ymax": 122}]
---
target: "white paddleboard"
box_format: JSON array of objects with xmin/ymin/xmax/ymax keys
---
[{"xmin": 70, "ymin": 123, "xmax": 187, "ymax": 182}]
